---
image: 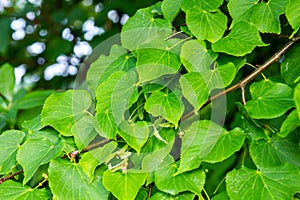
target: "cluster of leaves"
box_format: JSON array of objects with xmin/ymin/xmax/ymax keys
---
[{"xmin": 1, "ymin": 0, "xmax": 300, "ymax": 199}]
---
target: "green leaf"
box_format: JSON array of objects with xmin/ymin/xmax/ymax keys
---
[
  {"xmin": 0, "ymin": 180, "xmax": 49, "ymax": 200},
  {"xmin": 295, "ymin": 83, "xmax": 300, "ymax": 119},
  {"xmin": 203, "ymin": 127, "xmax": 246, "ymax": 163},
  {"xmin": 22, "ymin": 114, "xmax": 43, "ymax": 133},
  {"xmin": 178, "ymin": 120, "xmax": 224, "ymax": 173},
  {"xmin": 15, "ymin": 90, "xmax": 53, "ymax": 109},
  {"xmin": 102, "ymin": 170, "xmax": 147, "ymax": 200},
  {"xmin": 96, "ymin": 71, "xmax": 139, "ymax": 138},
  {"xmin": 79, "ymin": 142, "xmax": 117, "ymax": 179},
  {"xmin": 226, "ymin": 164, "xmax": 300, "ymax": 200},
  {"xmin": 0, "ymin": 130, "xmax": 25, "ymax": 174},
  {"xmin": 141, "ymin": 128, "xmax": 176, "ymax": 171},
  {"xmin": 121, "ymin": 3, "xmax": 172, "ymax": 51},
  {"xmin": 17, "ymin": 130, "xmax": 64, "ymax": 184},
  {"xmin": 0, "ymin": 63, "xmax": 15, "ymax": 101},
  {"xmin": 281, "ymin": 43, "xmax": 300, "ymax": 85},
  {"xmin": 250, "ymin": 134, "xmax": 300, "ymax": 168},
  {"xmin": 71, "ymin": 116, "xmax": 98, "ymax": 150},
  {"xmin": 279, "ymin": 109, "xmax": 300, "ymax": 137},
  {"xmin": 150, "ymin": 192, "xmax": 196, "ymax": 200},
  {"xmin": 41, "ymin": 90, "xmax": 92, "ymax": 136},
  {"xmin": 212, "ymin": 191, "xmax": 230, "ymax": 200},
  {"xmin": 118, "ymin": 121, "xmax": 149, "ymax": 153},
  {"xmin": 49, "ymin": 158, "xmax": 108, "ymax": 200},
  {"xmin": 181, "ymin": 0, "xmax": 223, "ymax": 12},
  {"xmin": 162, "ymin": 0, "xmax": 183, "ymax": 21},
  {"xmin": 228, "ymin": 0, "xmax": 257, "ymax": 26},
  {"xmin": 286, "ymin": 0, "xmax": 300, "ymax": 31},
  {"xmin": 145, "ymin": 90, "xmax": 184, "ymax": 128},
  {"xmin": 216, "ymin": 54, "xmax": 247, "ymax": 72},
  {"xmin": 180, "ymin": 64, "xmax": 236, "ymax": 110},
  {"xmin": 250, "ymin": 0, "xmax": 288, "ymax": 33},
  {"xmin": 154, "ymin": 156, "xmax": 205, "ymax": 196},
  {"xmin": 136, "ymin": 39, "xmax": 182, "ymax": 83},
  {"xmin": 245, "ymin": 79, "xmax": 294, "ymax": 119},
  {"xmin": 180, "ymin": 39, "xmax": 217, "ymax": 72},
  {"xmin": 0, "ymin": 19, "xmax": 10, "ymax": 55},
  {"xmin": 179, "ymin": 72, "xmax": 209, "ymax": 110},
  {"xmin": 186, "ymin": 8, "xmax": 227, "ymax": 43},
  {"xmin": 212, "ymin": 21, "xmax": 267, "ymax": 56},
  {"xmin": 86, "ymin": 45, "xmax": 136, "ymax": 96}
]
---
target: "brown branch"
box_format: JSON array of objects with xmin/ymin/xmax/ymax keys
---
[
  {"xmin": 0, "ymin": 169, "xmax": 23, "ymax": 184},
  {"xmin": 181, "ymin": 35, "xmax": 300, "ymax": 121},
  {"xmin": 0, "ymin": 139, "xmax": 111, "ymax": 184}
]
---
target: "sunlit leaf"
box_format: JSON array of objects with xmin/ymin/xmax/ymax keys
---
[
  {"xmin": 121, "ymin": 2, "xmax": 172, "ymax": 51},
  {"xmin": 181, "ymin": 0, "xmax": 223, "ymax": 12},
  {"xmin": 226, "ymin": 164, "xmax": 300, "ymax": 200},
  {"xmin": 118, "ymin": 121, "xmax": 149, "ymax": 153},
  {"xmin": 0, "ymin": 63, "xmax": 15, "ymax": 101},
  {"xmin": 180, "ymin": 39, "xmax": 217, "ymax": 72},
  {"xmin": 17, "ymin": 130, "xmax": 64, "ymax": 184},
  {"xmin": 154, "ymin": 156, "xmax": 205, "ymax": 196},
  {"xmin": 186, "ymin": 8, "xmax": 227, "ymax": 43},
  {"xmin": 86, "ymin": 45, "xmax": 136, "ymax": 96},
  {"xmin": 102, "ymin": 170, "xmax": 147, "ymax": 200},
  {"xmin": 0, "ymin": 180, "xmax": 49, "ymax": 200},
  {"xmin": 49, "ymin": 159, "xmax": 108, "ymax": 200},
  {"xmin": 0, "ymin": 130, "xmax": 25, "ymax": 174},
  {"xmin": 162, "ymin": 0, "xmax": 183, "ymax": 21},
  {"xmin": 145, "ymin": 90, "xmax": 184, "ymax": 128},
  {"xmin": 41, "ymin": 90, "xmax": 92, "ymax": 136},
  {"xmin": 212, "ymin": 21, "xmax": 267, "ymax": 56},
  {"xmin": 281, "ymin": 43, "xmax": 300, "ymax": 85}
]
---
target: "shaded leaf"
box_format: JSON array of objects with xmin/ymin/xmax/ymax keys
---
[
  {"xmin": 49, "ymin": 159, "xmax": 108, "ymax": 200},
  {"xmin": 279, "ymin": 109, "xmax": 300, "ymax": 137},
  {"xmin": 295, "ymin": 83, "xmax": 300, "ymax": 119},
  {"xmin": 250, "ymin": 134, "xmax": 300, "ymax": 168},
  {"xmin": 245, "ymin": 80, "xmax": 294, "ymax": 119},
  {"xmin": 15, "ymin": 90, "xmax": 53, "ymax": 109},
  {"xmin": 150, "ymin": 191, "xmax": 196, "ymax": 200},
  {"xmin": 281, "ymin": 43, "xmax": 300, "ymax": 85}
]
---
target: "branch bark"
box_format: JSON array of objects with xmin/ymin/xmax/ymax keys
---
[{"xmin": 181, "ymin": 36, "xmax": 300, "ymax": 121}]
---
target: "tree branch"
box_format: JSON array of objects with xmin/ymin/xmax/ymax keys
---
[{"xmin": 181, "ymin": 36, "xmax": 300, "ymax": 121}]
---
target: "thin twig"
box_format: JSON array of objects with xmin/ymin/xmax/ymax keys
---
[
  {"xmin": 181, "ymin": 36, "xmax": 300, "ymax": 121},
  {"xmin": 1, "ymin": 139, "xmax": 111, "ymax": 184},
  {"xmin": 0, "ymin": 169, "xmax": 23, "ymax": 184},
  {"xmin": 241, "ymin": 84, "xmax": 246, "ymax": 106}
]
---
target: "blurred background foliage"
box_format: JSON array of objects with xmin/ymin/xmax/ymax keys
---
[{"xmin": 0, "ymin": 0, "xmax": 160, "ymax": 89}]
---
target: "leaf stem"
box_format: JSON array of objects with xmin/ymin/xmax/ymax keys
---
[{"xmin": 181, "ymin": 35, "xmax": 300, "ymax": 121}]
